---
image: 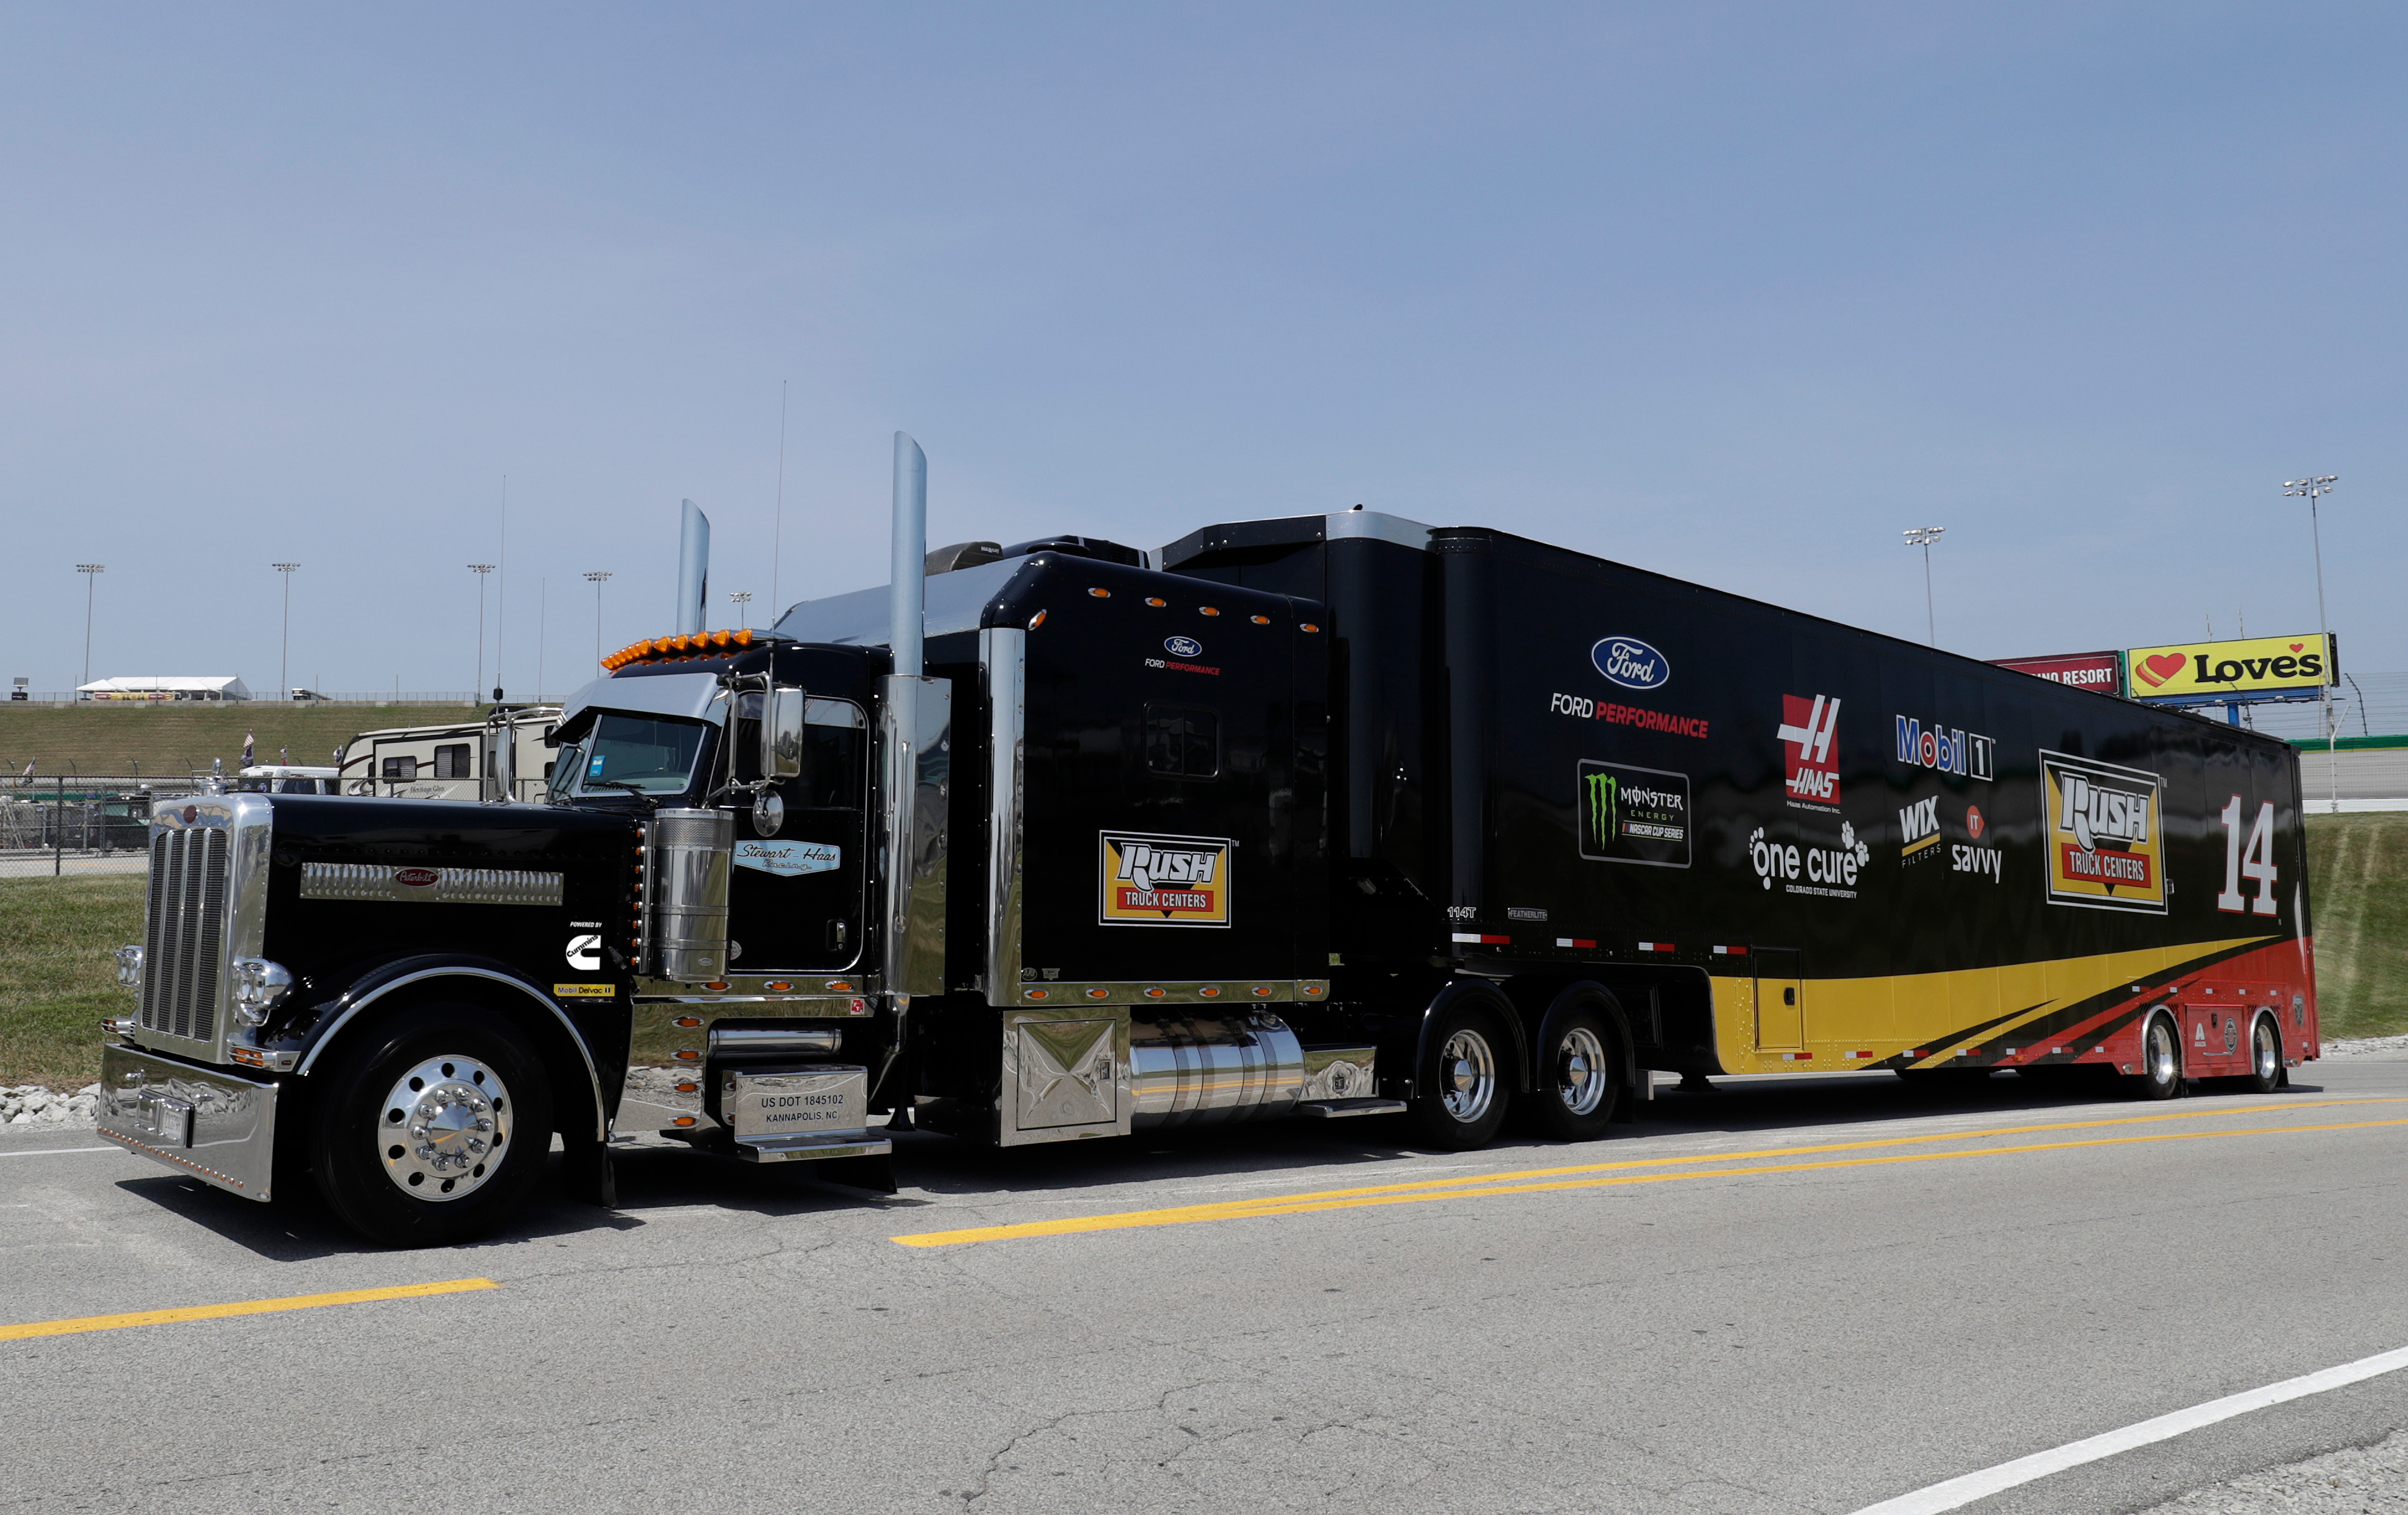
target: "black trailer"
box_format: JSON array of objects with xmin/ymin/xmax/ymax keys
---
[{"xmin": 92, "ymin": 505, "xmax": 2319, "ymax": 1245}]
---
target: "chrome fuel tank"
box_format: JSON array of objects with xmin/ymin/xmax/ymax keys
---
[{"xmin": 1128, "ymin": 1013, "xmax": 1304, "ymax": 1129}]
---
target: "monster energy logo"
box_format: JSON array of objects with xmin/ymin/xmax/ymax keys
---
[
  {"xmin": 1587, "ymin": 770, "xmax": 1619, "ymax": 848},
  {"xmin": 1576, "ymin": 760, "xmax": 1693, "ymax": 869}
]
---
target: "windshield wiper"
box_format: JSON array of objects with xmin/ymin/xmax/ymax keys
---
[{"xmin": 582, "ymin": 779, "xmax": 665, "ymax": 811}]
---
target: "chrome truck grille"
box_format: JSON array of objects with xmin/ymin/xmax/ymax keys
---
[
  {"xmin": 133, "ymin": 794, "xmax": 272, "ymax": 1063},
  {"xmin": 141, "ymin": 827, "xmax": 230, "ymax": 1044}
]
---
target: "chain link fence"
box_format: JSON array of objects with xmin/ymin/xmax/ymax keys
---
[{"xmin": 0, "ymin": 776, "xmax": 208, "ymax": 877}]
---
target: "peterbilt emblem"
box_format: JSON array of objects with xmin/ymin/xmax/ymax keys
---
[
  {"xmin": 181, "ymin": 806, "xmax": 198, "ymax": 824},
  {"xmin": 1165, "ymin": 636, "xmax": 1203, "ymax": 657},
  {"xmin": 393, "ymin": 868, "xmax": 442, "ymax": 888}
]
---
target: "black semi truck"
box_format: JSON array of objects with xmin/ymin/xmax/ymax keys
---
[{"xmin": 97, "ymin": 444, "xmax": 2318, "ymax": 1244}]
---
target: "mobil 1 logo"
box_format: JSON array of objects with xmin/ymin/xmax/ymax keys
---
[{"xmin": 1577, "ymin": 761, "xmax": 1691, "ymax": 868}]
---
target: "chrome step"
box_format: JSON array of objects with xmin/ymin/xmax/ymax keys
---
[
  {"xmin": 733, "ymin": 1132, "xmax": 894, "ymax": 1163},
  {"xmin": 1296, "ymin": 1097, "xmax": 1407, "ymax": 1119}
]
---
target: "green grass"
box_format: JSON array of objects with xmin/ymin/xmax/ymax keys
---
[
  {"xmin": 0, "ymin": 815, "xmax": 2401, "ymax": 1088},
  {"xmin": 0, "ymin": 703, "xmax": 479, "ymax": 780},
  {"xmin": 0, "ymin": 876, "xmax": 143, "ymax": 1089},
  {"xmin": 2306, "ymin": 812, "xmax": 2408, "ymax": 1039}
]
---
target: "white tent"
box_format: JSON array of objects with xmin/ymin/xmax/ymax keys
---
[{"xmin": 76, "ymin": 676, "xmax": 253, "ymax": 702}]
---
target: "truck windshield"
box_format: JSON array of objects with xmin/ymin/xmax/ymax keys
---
[{"xmin": 552, "ymin": 714, "xmax": 711, "ymax": 798}]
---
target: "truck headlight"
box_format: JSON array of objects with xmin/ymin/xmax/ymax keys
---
[
  {"xmin": 115, "ymin": 944, "xmax": 144, "ymax": 989},
  {"xmin": 231, "ymin": 958, "xmax": 293, "ymax": 1025}
]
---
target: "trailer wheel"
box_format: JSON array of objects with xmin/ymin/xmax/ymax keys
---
[
  {"xmin": 1527, "ymin": 1005, "xmax": 1620, "ymax": 1142},
  {"xmin": 2131, "ymin": 1013, "xmax": 2182, "ymax": 1101},
  {"xmin": 308, "ymin": 1003, "xmax": 554, "ymax": 1247},
  {"xmin": 1406, "ymin": 1002, "xmax": 1512, "ymax": 1150},
  {"xmin": 2243, "ymin": 1014, "xmax": 2283, "ymax": 1095}
]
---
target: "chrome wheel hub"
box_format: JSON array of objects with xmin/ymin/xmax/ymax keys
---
[
  {"xmin": 2149, "ymin": 1023, "xmax": 2177, "ymax": 1085},
  {"xmin": 1439, "ymin": 1028, "xmax": 1497, "ymax": 1124},
  {"xmin": 1556, "ymin": 1027, "xmax": 1608, "ymax": 1116},
  {"xmin": 2255, "ymin": 1021, "xmax": 2278, "ymax": 1080},
  {"xmin": 380, "ymin": 1055, "xmax": 511, "ymax": 1202}
]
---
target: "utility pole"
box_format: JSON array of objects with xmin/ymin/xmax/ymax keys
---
[
  {"xmin": 272, "ymin": 562, "xmax": 301, "ymax": 702},
  {"xmin": 467, "ymin": 563, "xmax": 495, "ymax": 703},
  {"xmin": 585, "ymin": 571, "xmax": 613, "ymax": 669},
  {"xmin": 2283, "ymin": 475, "xmax": 2341, "ymax": 813},
  {"xmin": 75, "ymin": 564, "xmax": 104, "ymax": 690},
  {"xmin": 1902, "ymin": 526, "xmax": 1945, "ymax": 646}
]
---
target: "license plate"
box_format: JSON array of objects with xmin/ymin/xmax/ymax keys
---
[{"xmin": 723, "ymin": 1066, "xmax": 868, "ymax": 1140}]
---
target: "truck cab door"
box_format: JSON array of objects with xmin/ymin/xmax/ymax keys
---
[{"xmin": 726, "ymin": 696, "xmax": 870, "ymax": 974}]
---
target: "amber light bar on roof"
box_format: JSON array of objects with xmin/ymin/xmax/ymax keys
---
[{"xmin": 600, "ymin": 628, "xmax": 755, "ymax": 672}]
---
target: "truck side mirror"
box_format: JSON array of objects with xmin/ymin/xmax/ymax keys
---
[{"xmin": 764, "ymin": 687, "xmax": 806, "ymax": 780}]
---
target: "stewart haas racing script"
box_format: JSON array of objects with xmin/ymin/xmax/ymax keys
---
[{"xmin": 1099, "ymin": 831, "xmax": 1233, "ymax": 926}]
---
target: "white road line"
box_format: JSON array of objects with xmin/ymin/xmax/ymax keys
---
[
  {"xmin": 0, "ymin": 1147, "xmax": 115, "ymax": 1159},
  {"xmin": 1851, "ymin": 1342, "xmax": 2408, "ymax": 1514}
]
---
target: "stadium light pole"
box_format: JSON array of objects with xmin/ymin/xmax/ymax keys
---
[
  {"xmin": 1902, "ymin": 526, "xmax": 1945, "ymax": 646},
  {"xmin": 466, "ymin": 563, "xmax": 495, "ymax": 703},
  {"xmin": 729, "ymin": 589, "xmax": 752, "ymax": 626},
  {"xmin": 585, "ymin": 571, "xmax": 613, "ymax": 668},
  {"xmin": 2283, "ymin": 474, "xmax": 2340, "ymax": 812},
  {"xmin": 272, "ymin": 562, "xmax": 301, "ymax": 703},
  {"xmin": 75, "ymin": 564, "xmax": 104, "ymax": 690}
]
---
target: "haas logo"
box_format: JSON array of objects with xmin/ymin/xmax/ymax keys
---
[{"xmin": 1777, "ymin": 695, "xmax": 1842, "ymax": 806}]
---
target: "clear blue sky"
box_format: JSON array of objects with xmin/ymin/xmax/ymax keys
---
[{"xmin": 5, "ymin": 4, "xmax": 2402, "ymax": 700}]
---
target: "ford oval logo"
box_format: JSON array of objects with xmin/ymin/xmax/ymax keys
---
[
  {"xmin": 393, "ymin": 867, "xmax": 442, "ymax": 888},
  {"xmin": 1591, "ymin": 636, "xmax": 1670, "ymax": 690},
  {"xmin": 1165, "ymin": 636, "xmax": 1203, "ymax": 658}
]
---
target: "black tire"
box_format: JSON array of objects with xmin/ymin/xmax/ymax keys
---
[
  {"xmin": 2129, "ymin": 1012, "xmax": 2182, "ymax": 1101},
  {"xmin": 1525, "ymin": 1000, "xmax": 1621, "ymax": 1142},
  {"xmin": 2243, "ymin": 1014, "xmax": 2283, "ymax": 1095},
  {"xmin": 1405, "ymin": 995, "xmax": 1513, "ymax": 1150},
  {"xmin": 310, "ymin": 1003, "xmax": 554, "ymax": 1247}
]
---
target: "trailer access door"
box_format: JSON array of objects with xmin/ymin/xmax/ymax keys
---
[{"xmin": 1755, "ymin": 948, "xmax": 1804, "ymax": 1051}]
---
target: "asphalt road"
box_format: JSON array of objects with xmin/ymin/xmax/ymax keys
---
[{"xmin": 4, "ymin": 1060, "xmax": 2406, "ymax": 1514}]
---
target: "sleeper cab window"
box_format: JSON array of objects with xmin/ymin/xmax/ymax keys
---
[{"xmin": 1144, "ymin": 704, "xmax": 1219, "ymax": 780}]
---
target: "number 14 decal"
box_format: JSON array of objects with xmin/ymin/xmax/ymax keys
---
[{"xmin": 2218, "ymin": 795, "xmax": 2279, "ymax": 916}]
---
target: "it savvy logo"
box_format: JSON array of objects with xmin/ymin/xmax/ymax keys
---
[{"xmin": 1777, "ymin": 695, "xmax": 1842, "ymax": 806}]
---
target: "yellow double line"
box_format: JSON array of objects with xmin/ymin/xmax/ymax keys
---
[{"xmin": 894, "ymin": 1098, "xmax": 2407, "ymax": 1249}]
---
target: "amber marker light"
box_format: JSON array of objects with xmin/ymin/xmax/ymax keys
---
[
  {"xmin": 672, "ymin": 1016, "xmax": 703, "ymax": 1029},
  {"xmin": 1088, "ymin": 587, "xmax": 1110, "ymax": 598},
  {"xmin": 1146, "ymin": 597, "xmax": 1166, "ymax": 607},
  {"xmin": 1251, "ymin": 615, "xmax": 1270, "ymax": 624},
  {"xmin": 1299, "ymin": 623, "xmax": 1320, "ymax": 633},
  {"xmin": 1028, "ymin": 610, "xmax": 1047, "ymax": 629},
  {"xmin": 1198, "ymin": 606, "xmax": 1220, "ymax": 616}
]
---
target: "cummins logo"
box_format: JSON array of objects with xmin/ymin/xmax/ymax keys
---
[{"xmin": 1590, "ymin": 636, "xmax": 1671, "ymax": 691}]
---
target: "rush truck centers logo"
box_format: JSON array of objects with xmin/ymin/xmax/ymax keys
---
[
  {"xmin": 1777, "ymin": 695, "xmax": 1842, "ymax": 807},
  {"xmin": 1576, "ymin": 760, "xmax": 1692, "ymax": 868},
  {"xmin": 1099, "ymin": 831, "xmax": 1232, "ymax": 927},
  {"xmin": 2040, "ymin": 752, "xmax": 2167, "ymax": 913},
  {"xmin": 2124, "ymin": 634, "xmax": 2336, "ymax": 701}
]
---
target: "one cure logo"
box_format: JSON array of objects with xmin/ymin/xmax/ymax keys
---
[{"xmin": 1776, "ymin": 695, "xmax": 1842, "ymax": 806}]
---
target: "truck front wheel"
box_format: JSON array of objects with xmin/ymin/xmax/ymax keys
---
[
  {"xmin": 1406, "ymin": 1001, "xmax": 1512, "ymax": 1150},
  {"xmin": 309, "ymin": 1005, "xmax": 554, "ymax": 1247}
]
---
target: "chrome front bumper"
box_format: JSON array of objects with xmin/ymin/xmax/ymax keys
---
[{"xmin": 96, "ymin": 1044, "xmax": 280, "ymax": 1202}]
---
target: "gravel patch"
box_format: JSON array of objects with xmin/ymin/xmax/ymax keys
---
[
  {"xmin": 2, "ymin": 1083, "xmax": 100, "ymax": 1127},
  {"xmin": 2139, "ymin": 1428, "xmax": 2408, "ymax": 1512},
  {"xmin": 2319, "ymin": 1034, "xmax": 2408, "ymax": 1060}
]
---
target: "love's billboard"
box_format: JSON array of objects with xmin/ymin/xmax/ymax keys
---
[{"xmin": 2123, "ymin": 633, "xmax": 2337, "ymax": 701}]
